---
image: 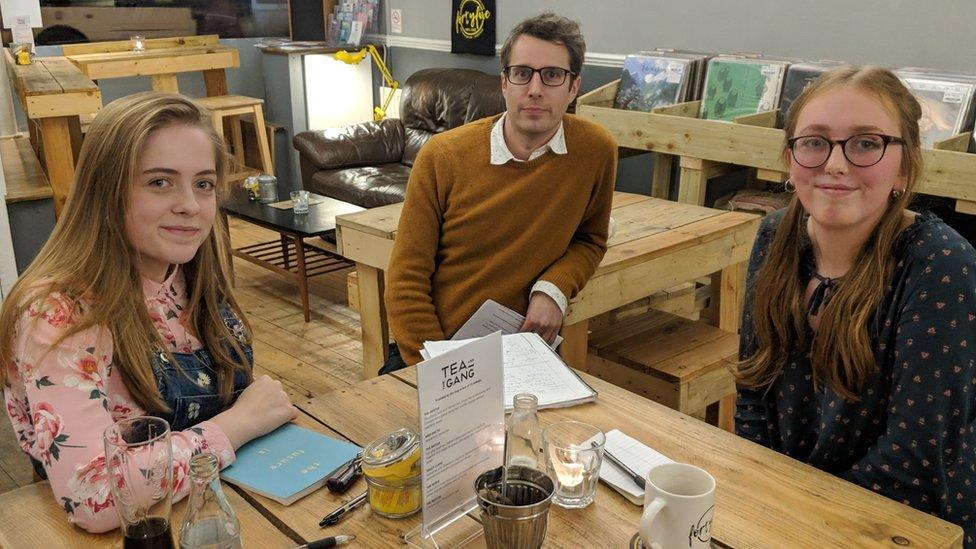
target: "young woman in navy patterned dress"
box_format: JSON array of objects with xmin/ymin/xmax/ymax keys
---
[{"xmin": 736, "ymin": 66, "xmax": 976, "ymax": 546}]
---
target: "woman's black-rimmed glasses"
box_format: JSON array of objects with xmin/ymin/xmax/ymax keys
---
[
  {"xmin": 788, "ymin": 133, "xmax": 906, "ymax": 168},
  {"xmin": 503, "ymin": 65, "xmax": 576, "ymax": 87}
]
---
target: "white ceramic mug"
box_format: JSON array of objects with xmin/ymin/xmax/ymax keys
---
[{"xmin": 639, "ymin": 462, "xmax": 715, "ymax": 549}]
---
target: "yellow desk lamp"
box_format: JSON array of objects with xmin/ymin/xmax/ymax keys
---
[{"xmin": 335, "ymin": 45, "xmax": 400, "ymax": 122}]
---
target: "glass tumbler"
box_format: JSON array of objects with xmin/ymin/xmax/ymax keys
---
[
  {"xmin": 104, "ymin": 416, "xmax": 175, "ymax": 549},
  {"xmin": 542, "ymin": 420, "xmax": 605, "ymax": 509},
  {"xmin": 131, "ymin": 35, "xmax": 146, "ymax": 52},
  {"xmin": 290, "ymin": 190, "xmax": 310, "ymax": 214}
]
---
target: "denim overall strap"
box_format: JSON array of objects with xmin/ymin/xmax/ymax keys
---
[{"xmin": 149, "ymin": 302, "xmax": 252, "ymax": 432}]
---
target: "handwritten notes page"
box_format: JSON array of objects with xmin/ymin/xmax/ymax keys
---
[{"xmin": 423, "ymin": 332, "xmax": 595, "ymax": 410}]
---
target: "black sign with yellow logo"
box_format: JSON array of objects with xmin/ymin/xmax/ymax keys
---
[{"xmin": 451, "ymin": 0, "xmax": 495, "ymax": 55}]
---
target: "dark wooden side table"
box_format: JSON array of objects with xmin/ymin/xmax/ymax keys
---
[{"xmin": 221, "ymin": 190, "xmax": 364, "ymax": 321}]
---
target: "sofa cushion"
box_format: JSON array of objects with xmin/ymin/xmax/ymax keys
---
[
  {"xmin": 402, "ymin": 128, "xmax": 435, "ymax": 167},
  {"xmin": 307, "ymin": 164, "xmax": 410, "ymax": 209},
  {"xmin": 292, "ymin": 118, "xmax": 404, "ymax": 170},
  {"xmin": 400, "ymin": 68, "xmax": 506, "ymax": 134}
]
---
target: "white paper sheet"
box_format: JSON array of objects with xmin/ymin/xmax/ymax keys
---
[
  {"xmin": 597, "ymin": 429, "xmax": 674, "ymax": 505},
  {"xmin": 451, "ymin": 299, "xmax": 562, "ymax": 348}
]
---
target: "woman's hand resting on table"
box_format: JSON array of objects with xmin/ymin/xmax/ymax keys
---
[{"xmin": 211, "ymin": 374, "xmax": 298, "ymax": 449}]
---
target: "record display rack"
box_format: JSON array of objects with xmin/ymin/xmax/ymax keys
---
[{"xmin": 577, "ymin": 79, "xmax": 976, "ymax": 214}]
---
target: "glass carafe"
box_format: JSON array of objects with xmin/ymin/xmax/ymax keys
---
[
  {"xmin": 506, "ymin": 393, "xmax": 544, "ymax": 470},
  {"xmin": 179, "ymin": 453, "xmax": 242, "ymax": 549}
]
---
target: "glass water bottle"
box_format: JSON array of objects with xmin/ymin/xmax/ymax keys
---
[
  {"xmin": 506, "ymin": 393, "xmax": 544, "ymax": 469},
  {"xmin": 179, "ymin": 453, "xmax": 242, "ymax": 549}
]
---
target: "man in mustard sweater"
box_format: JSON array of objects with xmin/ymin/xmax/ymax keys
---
[{"xmin": 384, "ymin": 12, "xmax": 618, "ymax": 369}]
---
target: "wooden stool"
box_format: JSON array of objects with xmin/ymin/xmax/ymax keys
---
[
  {"xmin": 194, "ymin": 95, "xmax": 273, "ymax": 182},
  {"xmin": 586, "ymin": 308, "xmax": 738, "ymax": 431}
]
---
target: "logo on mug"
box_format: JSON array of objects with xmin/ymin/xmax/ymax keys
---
[{"xmin": 688, "ymin": 505, "xmax": 714, "ymax": 546}]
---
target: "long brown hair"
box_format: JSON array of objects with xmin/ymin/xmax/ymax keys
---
[
  {"xmin": 0, "ymin": 92, "xmax": 252, "ymax": 412},
  {"xmin": 737, "ymin": 66, "xmax": 923, "ymax": 400}
]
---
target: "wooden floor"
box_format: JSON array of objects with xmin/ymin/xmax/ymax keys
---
[{"xmin": 0, "ymin": 217, "xmax": 366, "ymax": 493}]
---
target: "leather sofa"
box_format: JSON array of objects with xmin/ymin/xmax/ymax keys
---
[{"xmin": 292, "ymin": 68, "xmax": 506, "ymax": 208}]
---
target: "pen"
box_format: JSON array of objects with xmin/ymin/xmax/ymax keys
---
[
  {"xmin": 594, "ymin": 441, "xmax": 646, "ymax": 489},
  {"xmin": 297, "ymin": 534, "xmax": 356, "ymax": 548},
  {"xmin": 326, "ymin": 454, "xmax": 362, "ymax": 493},
  {"xmin": 319, "ymin": 490, "xmax": 368, "ymax": 527}
]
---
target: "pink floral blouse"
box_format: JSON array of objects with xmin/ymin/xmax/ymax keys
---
[{"xmin": 2, "ymin": 267, "xmax": 236, "ymax": 533}]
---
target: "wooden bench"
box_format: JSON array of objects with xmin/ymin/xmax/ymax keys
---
[
  {"xmin": 586, "ymin": 308, "xmax": 738, "ymax": 431},
  {"xmin": 3, "ymin": 50, "xmax": 100, "ymax": 215},
  {"xmin": 1, "ymin": 134, "xmax": 52, "ymax": 204}
]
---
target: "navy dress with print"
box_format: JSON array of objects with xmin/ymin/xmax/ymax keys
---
[{"xmin": 735, "ymin": 209, "xmax": 976, "ymax": 547}]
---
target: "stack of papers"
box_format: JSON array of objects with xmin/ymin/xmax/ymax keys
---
[
  {"xmin": 422, "ymin": 332, "xmax": 596, "ymax": 410},
  {"xmin": 598, "ymin": 429, "xmax": 674, "ymax": 505},
  {"xmin": 451, "ymin": 299, "xmax": 562, "ymax": 348}
]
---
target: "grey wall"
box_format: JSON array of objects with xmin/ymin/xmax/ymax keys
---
[{"xmin": 383, "ymin": 0, "xmax": 976, "ymax": 73}]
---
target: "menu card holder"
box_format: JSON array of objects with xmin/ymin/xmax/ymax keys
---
[{"xmin": 404, "ymin": 332, "xmax": 507, "ymax": 548}]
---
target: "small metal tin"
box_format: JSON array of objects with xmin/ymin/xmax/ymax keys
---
[{"xmin": 257, "ymin": 174, "xmax": 278, "ymax": 203}]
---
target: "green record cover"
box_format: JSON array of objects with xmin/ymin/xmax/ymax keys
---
[{"xmin": 700, "ymin": 58, "xmax": 784, "ymax": 121}]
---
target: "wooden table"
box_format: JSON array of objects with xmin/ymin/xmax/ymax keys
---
[
  {"xmin": 220, "ymin": 191, "xmax": 364, "ymax": 322},
  {"xmin": 0, "ymin": 480, "xmax": 292, "ymax": 548},
  {"xmin": 2, "ymin": 49, "xmax": 101, "ymax": 215},
  {"xmin": 335, "ymin": 193, "xmax": 761, "ymax": 382},
  {"xmin": 0, "ymin": 371, "xmax": 963, "ymax": 547},
  {"xmin": 62, "ymin": 35, "xmax": 239, "ymax": 96}
]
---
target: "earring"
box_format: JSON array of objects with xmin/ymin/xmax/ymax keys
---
[
  {"xmin": 784, "ymin": 179, "xmax": 796, "ymax": 193},
  {"xmin": 892, "ymin": 188, "xmax": 904, "ymax": 198}
]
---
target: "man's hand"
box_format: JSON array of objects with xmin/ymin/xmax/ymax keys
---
[{"xmin": 520, "ymin": 292, "xmax": 564, "ymax": 345}]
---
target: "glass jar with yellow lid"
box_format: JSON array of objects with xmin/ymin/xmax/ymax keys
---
[{"xmin": 361, "ymin": 427, "xmax": 422, "ymax": 518}]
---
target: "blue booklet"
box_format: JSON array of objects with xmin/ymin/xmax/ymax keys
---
[{"xmin": 220, "ymin": 423, "xmax": 361, "ymax": 505}]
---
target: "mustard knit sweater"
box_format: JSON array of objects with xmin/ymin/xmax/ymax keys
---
[{"xmin": 385, "ymin": 114, "xmax": 617, "ymax": 365}]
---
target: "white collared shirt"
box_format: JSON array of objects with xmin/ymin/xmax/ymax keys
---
[
  {"xmin": 488, "ymin": 113, "xmax": 569, "ymax": 315},
  {"xmin": 489, "ymin": 112, "xmax": 567, "ymax": 165}
]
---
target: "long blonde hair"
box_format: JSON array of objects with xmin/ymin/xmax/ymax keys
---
[
  {"xmin": 0, "ymin": 92, "xmax": 252, "ymax": 412},
  {"xmin": 737, "ymin": 66, "xmax": 923, "ymax": 400}
]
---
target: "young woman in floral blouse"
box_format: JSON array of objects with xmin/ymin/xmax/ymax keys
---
[
  {"xmin": 0, "ymin": 93, "xmax": 297, "ymax": 532},
  {"xmin": 736, "ymin": 66, "xmax": 976, "ymax": 546}
]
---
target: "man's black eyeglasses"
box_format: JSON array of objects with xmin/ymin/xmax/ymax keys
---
[
  {"xmin": 787, "ymin": 133, "xmax": 906, "ymax": 168},
  {"xmin": 503, "ymin": 65, "xmax": 576, "ymax": 87}
]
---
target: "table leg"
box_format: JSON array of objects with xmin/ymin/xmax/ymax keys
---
[
  {"xmin": 38, "ymin": 116, "xmax": 75, "ymax": 216},
  {"xmin": 357, "ymin": 264, "xmax": 389, "ymax": 379},
  {"xmin": 150, "ymin": 73, "xmax": 179, "ymax": 93},
  {"xmin": 650, "ymin": 152, "xmax": 673, "ymax": 199},
  {"xmin": 281, "ymin": 234, "xmax": 290, "ymax": 269},
  {"xmin": 703, "ymin": 261, "xmax": 747, "ymax": 334},
  {"xmin": 704, "ymin": 261, "xmax": 746, "ymax": 433},
  {"xmin": 220, "ymin": 211, "xmax": 235, "ymax": 286},
  {"xmin": 203, "ymin": 69, "xmax": 229, "ymax": 97},
  {"xmin": 678, "ymin": 161, "xmax": 709, "ymax": 206},
  {"xmin": 68, "ymin": 117, "xmax": 83, "ymax": 162},
  {"xmin": 294, "ymin": 236, "xmax": 310, "ymax": 322},
  {"xmin": 559, "ymin": 320, "xmax": 590, "ymax": 371}
]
